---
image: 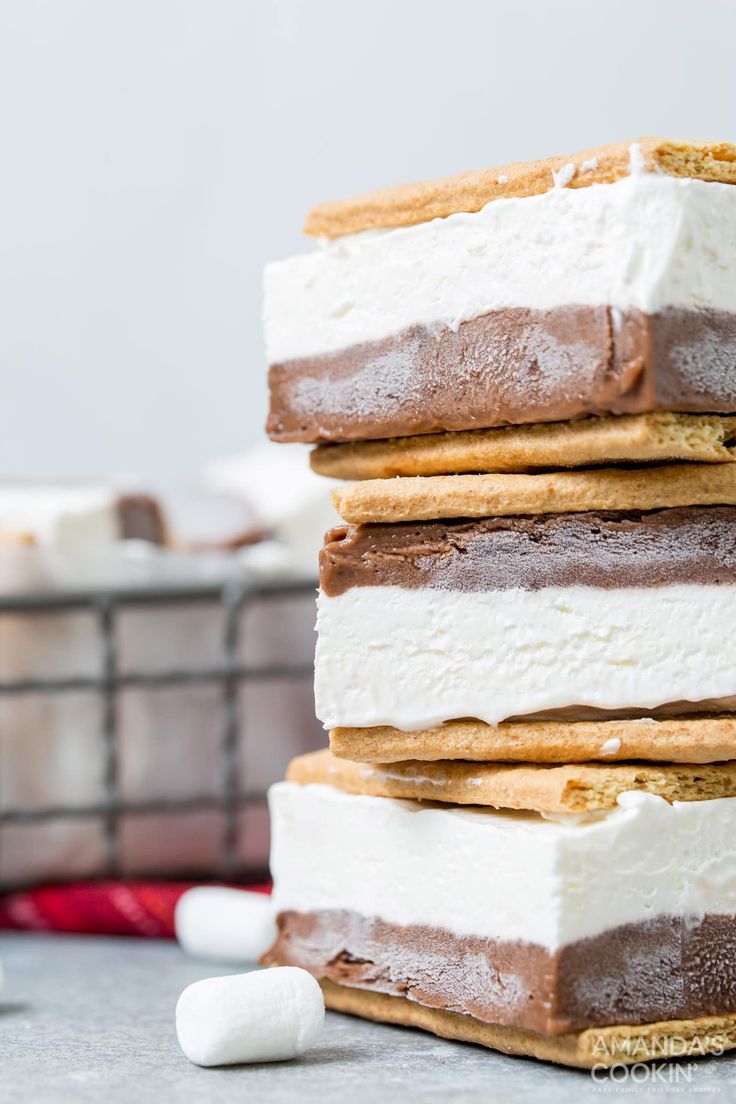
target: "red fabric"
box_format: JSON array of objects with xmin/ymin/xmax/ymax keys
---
[{"xmin": 0, "ymin": 881, "xmax": 272, "ymax": 938}]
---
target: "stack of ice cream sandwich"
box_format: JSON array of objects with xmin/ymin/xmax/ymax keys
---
[{"xmin": 261, "ymin": 139, "xmax": 736, "ymax": 1068}]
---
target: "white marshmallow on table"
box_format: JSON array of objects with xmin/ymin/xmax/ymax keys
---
[
  {"xmin": 175, "ymin": 887, "xmax": 277, "ymax": 962},
  {"xmin": 176, "ymin": 966, "xmax": 324, "ymax": 1066}
]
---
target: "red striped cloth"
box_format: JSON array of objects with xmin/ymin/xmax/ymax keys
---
[{"xmin": 0, "ymin": 881, "xmax": 271, "ymax": 938}]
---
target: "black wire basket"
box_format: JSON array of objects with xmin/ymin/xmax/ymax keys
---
[{"xmin": 0, "ymin": 576, "xmax": 320, "ymax": 887}]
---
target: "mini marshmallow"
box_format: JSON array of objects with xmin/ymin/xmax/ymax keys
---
[
  {"xmin": 175, "ymin": 887, "xmax": 277, "ymax": 963},
  {"xmin": 176, "ymin": 966, "xmax": 324, "ymax": 1066}
]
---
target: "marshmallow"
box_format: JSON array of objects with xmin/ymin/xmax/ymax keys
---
[
  {"xmin": 175, "ymin": 887, "xmax": 277, "ymax": 963},
  {"xmin": 176, "ymin": 966, "xmax": 324, "ymax": 1066},
  {"xmin": 204, "ymin": 442, "xmax": 341, "ymax": 571}
]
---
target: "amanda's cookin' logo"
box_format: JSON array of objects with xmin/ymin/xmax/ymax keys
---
[
  {"xmin": 590, "ymin": 1032, "xmax": 725, "ymax": 1062},
  {"xmin": 589, "ymin": 1032, "xmax": 725, "ymax": 1088}
]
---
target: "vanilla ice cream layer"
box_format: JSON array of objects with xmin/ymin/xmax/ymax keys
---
[
  {"xmin": 269, "ymin": 782, "xmax": 736, "ymax": 951},
  {"xmin": 315, "ymin": 584, "xmax": 736, "ymax": 729},
  {"xmin": 264, "ymin": 176, "xmax": 736, "ymax": 363}
]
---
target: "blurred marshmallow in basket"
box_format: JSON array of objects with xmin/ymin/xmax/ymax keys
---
[
  {"xmin": 0, "ymin": 449, "xmax": 338, "ymax": 888},
  {"xmin": 203, "ymin": 441, "xmax": 340, "ymax": 573}
]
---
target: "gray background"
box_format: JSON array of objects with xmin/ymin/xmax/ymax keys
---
[{"xmin": 1, "ymin": 0, "xmax": 735, "ymax": 481}]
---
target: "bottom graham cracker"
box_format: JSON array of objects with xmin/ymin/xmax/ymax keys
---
[
  {"xmin": 329, "ymin": 715, "xmax": 736, "ymax": 765},
  {"xmin": 321, "ymin": 980, "xmax": 736, "ymax": 1069},
  {"xmin": 311, "ymin": 412, "xmax": 736, "ymax": 480}
]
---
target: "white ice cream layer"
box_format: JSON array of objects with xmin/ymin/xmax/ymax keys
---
[
  {"xmin": 270, "ymin": 782, "xmax": 736, "ymax": 950},
  {"xmin": 264, "ymin": 176, "xmax": 736, "ymax": 363},
  {"xmin": 315, "ymin": 584, "xmax": 736, "ymax": 729}
]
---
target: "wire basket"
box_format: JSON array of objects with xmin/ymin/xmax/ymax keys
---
[{"xmin": 0, "ymin": 577, "xmax": 319, "ymax": 887}]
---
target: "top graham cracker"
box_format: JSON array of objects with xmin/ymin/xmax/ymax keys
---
[
  {"xmin": 286, "ymin": 748, "xmax": 736, "ymax": 815},
  {"xmin": 304, "ymin": 138, "xmax": 736, "ymax": 238}
]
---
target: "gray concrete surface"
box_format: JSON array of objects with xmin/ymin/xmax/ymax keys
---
[{"xmin": 2, "ymin": 932, "xmax": 736, "ymax": 1103}]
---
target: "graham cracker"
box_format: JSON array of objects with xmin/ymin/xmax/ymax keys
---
[
  {"xmin": 331, "ymin": 462, "xmax": 736, "ymax": 524},
  {"xmin": 321, "ymin": 980, "xmax": 736, "ymax": 1069},
  {"xmin": 311, "ymin": 412, "xmax": 736, "ymax": 481},
  {"xmin": 330, "ymin": 716, "xmax": 736, "ymax": 765},
  {"xmin": 304, "ymin": 138, "xmax": 736, "ymax": 238},
  {"xmin": 286, "ymin": 748, "xmax": 736, "ymax": 814}
]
